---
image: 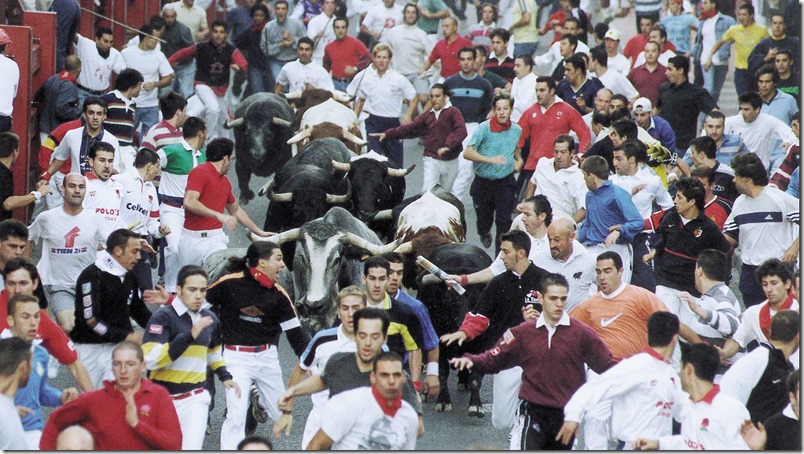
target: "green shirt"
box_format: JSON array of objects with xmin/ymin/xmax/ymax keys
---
[{"xmin": 416, "ymin": 0, "xmax": 449, "ymax": 34}]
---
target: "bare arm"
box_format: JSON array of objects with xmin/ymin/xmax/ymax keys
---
[
  {"xmin": 573, "ymin": 207, "xmax": 586, "ymax": 223},
  {"xmin": 409, "ymin": 348, "xmax": 422, "ymax": 383},
  {"xmin": 402, "ymin": 98, "xmax": 418, "ymax": 123},
  {"xmin": 66, "ymin": 360, "xmax": 94, "ymax": 392},
  {"xmin": 353, "ymin": 97, "xmax": 366, "ymax": 117},
  {"xmin": 226, "ymin": 202, "xmax": 271, "ymax": 236},
  {"xmin": 307, "ymin": 429, "xmax": 335, "ymax": 450},
  {"xmin": 524, "ymin": 180, "xmax": 536, "ymax": 199}
]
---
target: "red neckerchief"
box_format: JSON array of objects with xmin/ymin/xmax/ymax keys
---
[
  {"xmin": 700, "ymin": 9, "xmax": 717, "ymax": 20},
  {"xmin": 759, "ymin": 293, "xmax": 795, "ymax": 339},
  {"xmin": 371, "ymin": 384, "xmax": 402, "ymax": 417},
  {"xmin": 643, "ymin": 347, "xmax": 670, "ymax": 364},
  {"xmin": 250, "ymin": 267, "xmax": 275, "ymax": 288},
  {"xmin": 58, "ymin": 70, "xmax": 77, "ymax": 84},
  {"xmin": 250, "ymin": 21, "xmax": 266, "ymax": 32},
  {"xmin": 489, "ymin": 116, "xmax": 511, "ymax": 133},
  {"xmin": 697, "ymin": 384, "xmax": 719, "ymax": 404}
]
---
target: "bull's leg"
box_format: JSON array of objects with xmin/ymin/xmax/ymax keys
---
[
  {"xmin": 467, "ymin": 371, "xmax": 485, "ymax": 418},
  {"xmin": 236, "ymin": 156, "xmax": 255, "ymax": 205},
  {"xmin": 435, "ymin": 354, "xmax": 452, "ymax": 412},
  {"xmin": 457, "ymin": 367, "xmax": 470, "ymax": 391}
]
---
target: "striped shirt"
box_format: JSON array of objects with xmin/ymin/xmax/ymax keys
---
[
  {"xmin": 156, "ymin": 139, "xmax": 206, "ymax": 203},
  {"xmin": 141, "ymin": 120, "xmax": 183, "ymax": 152},
  {"xmin": 101, "ymin": 90, "xmax": 136, "ymax": 147},
  {"xmin": 142, "ymin": 299, "xmax": 231, "ymax": 394}
]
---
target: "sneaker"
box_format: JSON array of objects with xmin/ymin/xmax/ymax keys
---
[
  {"xmin": 480, "ymin": 232, "xmax": 492, "ymax": 248},
  {"xmin": 249, "ymin": 387, "xmax": 269, "ymax": 424}
]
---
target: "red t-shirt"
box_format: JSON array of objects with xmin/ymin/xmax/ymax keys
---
[
  {"xmin": 429, "ymin": 35, "xmax": 474, "ymax": 78},
  {"xmin": 39, "ymin": 119, "xmax": 83, "ymax": 174},
  {"xmin": 324, "ymin": 36, "xmax": 369, "ymax": 78},
  {"xmin": 183, "ymin": 162, "xmax": 235, "ymax": 231},
  {"xmin": 0, "ymin": 289, "xmax": 78, "ymax": 365}
]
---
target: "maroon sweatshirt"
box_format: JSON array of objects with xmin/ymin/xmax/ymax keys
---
[
  {"xmin": 40, "ymin": 378, "xmax": 182, "ymax": 450},
  {"xmin": 465, "ymin": 317, "xmax": 616, "ymax": 409},
  {"xmin": 383, "ymin": 106, "xmax": 467, "ymax": 160}
]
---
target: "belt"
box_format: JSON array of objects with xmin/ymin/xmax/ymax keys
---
[
  {"xmin": 161, "ymin": 200, "xmax": 183, "ymax": 209},
  {"xmin": 182, "ymin": 228, "xmax": 222, "ymax": 238},
  {"xmin": 171, "ymin": 388, "xmax": 204, "ymax": 400},
  {"xmin": 77, "ymin": 84, "xmax": 106, "ymax": 95},
  {"xmin": 332, "ymin": 76, "xmax": 353, "ymax": 84},
  {"xmin": 225, "ymin": 344, "xmax": 272, "ymax": 353}
]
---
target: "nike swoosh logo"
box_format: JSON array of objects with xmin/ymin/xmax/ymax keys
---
[
  {"xmin": 773, "ymin": 379, "xmax": 782, "ymax": 384},
  {"xmin": 600, "ymin": 313, "xmax": 623, "ymax": 327}
]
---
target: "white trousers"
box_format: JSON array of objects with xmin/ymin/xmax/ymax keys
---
[
  {"xmin": 422, "ymin": 156, "xmax": 459, "ymax": 193},
  {"xmin": 585, "ymin": 243, "xmax": 633, "ymax": 285},
  {"xmin": 173, "ymin": 389, "xmax": 211, "ymax": 450},
  {"xmin": 220, "ymin": 347, "xmax": 285, "ymax": 450},
  {"xmin": 450, "ymin": 122, "xmax": 479, "ymax": 203},
  {"xmin": 25, "ymin": 429, "xmax": 42, "ymax": 450},
  {"xmin": 178, "ymin": 228, "xmax": 229, "ymax": 269},
  {"xmin": 195, "ymin": 84, "xmax": 231, "ymax": 141},
  {"xmin": 491, "ymin": 366, "xmax": 522, "ymax": 431},
  {"xmin": 159, "ymin": 203, "xmax": 185, "ymax": 293},
  {"xmin": 75, "ymin": 343, "xmax": 115, "ymax": 389}
]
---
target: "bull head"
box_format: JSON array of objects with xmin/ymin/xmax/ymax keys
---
[
  {"xmin": 224, "ymin": 116, "xmax": 293, "ymax": 129},
  {"xmin": 388, "ymin": 164, "xmax": 416, "ymax": 177},
  {"xmin": 287, "ymin": 126, "xmax": 367, "ymax": 147},
  {"xmin": 267, "ymin": 179, "xmax": 353, "ymax": 205}
]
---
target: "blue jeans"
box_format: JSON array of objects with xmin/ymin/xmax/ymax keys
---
[
  {"xmin": 513, "ymin": 41, "xmax": 538, "ymax": 58},
  {"xmin": 172, "ymin": 61, "xmax": 196, "ymax": 99},
  {"xmin": 269, "ymin": 60, "xmax": 289, "ymax": 89},
  {"xmin": 248, "ymin": 66, "xmax": 269, "ymax": 94},
  {"xmin": 135, "ymin": 106, "xmax": 160, "ymax": 137},
  {"xmin": 332, "ymin": 78, "xmax": 350, "ymax": 92},
  {"xmin": 366, "ymin": 114, "xmax": 402, "ymax": 165},
  {"xmin": 734, "ymin": 68, "xmax": 750, "ymax": 95},
  {"xmin": 702, "ymin": 64, "xmax": 728, "ymax": 104}
]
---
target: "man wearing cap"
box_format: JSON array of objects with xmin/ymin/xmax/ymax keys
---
[
  {"xmin": 632, "ymin": 98, "xmax": 675, "ymax": 151},
  {"xmin": 602, "ymin": 29, "xmax": 631, "ymax": 76},
  {"xmin": 0, "ymin": 30, "xmax": 19, "ymax": 133}
]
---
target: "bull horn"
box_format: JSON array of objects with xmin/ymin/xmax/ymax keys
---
[
  {"xmin": 224, "ymin": 117, "xmax": 245, "ymax": 129},
  {"xmin": 331, "ymin": 160, "xmax": 351, "ymax": 172},
  {"xmin": 325, "ymin": 181, "xmax": 352, "ymax": 204},
  {"xmin": 342, "ymin": 233, "xmax": 398, "ymax": 255},
  {"xmin": 341, "ymin": 129, "xmax": 367, "ymax": 146},
  {"xmin": 393, "ymin": 241, "xmax": 413, "ymax": 255},
  {"xmin": 250, "ymin": 228, "xmax": 300, "ymax": 245},
  {"xmin": 284, "ymin": 91, "xmax": 302, "ymax": 100},
  {"xmin": 331, "ymin": 90, "xmax": 353, "ymax": 103},
  {"xmin": 256, "ymin": 176, "xmax": 275, "ymax": 197},
  {"xmin": 287, "ymin": 128, "xmax": 313, "ymax": 145},
  {"xmin": 387, "ymin": 164, "xmax": 416, "ymax": 177},
  {"xmin": 371, "ymin": 209, "xmax": 393, "ymax": 221},
  {"xmin": 268, "ymin": 183, "xmax": 294, "ymax": 202},
  {"xmin": 272, "ymin": 117, "xmax": 293, "ymax": 127}
]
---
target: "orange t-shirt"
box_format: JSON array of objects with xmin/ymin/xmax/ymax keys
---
[{"xmin": 570, "ymin": 284, "xmax": 668, "ymax": 361}]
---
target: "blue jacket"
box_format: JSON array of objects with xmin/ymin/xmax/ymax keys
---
[
  {"xmin": 694, "ymin": 13, "xmax": 736, "ymax": 64},
  {"xmin": 647, "ymin": 115, "xmax": 677, "ymax": 151},
  {"xmin": 15, "ymin": 345, "xmax": 62, "ymax": 431},
  {"xmin": 395, "ymin": 290, "xmax": 440, "ymax": 352},
  {"xmin": 578, "ymin": 180, "xmax": 644, "ymax": 245}
]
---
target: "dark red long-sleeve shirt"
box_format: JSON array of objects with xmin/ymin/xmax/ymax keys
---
[
  {"xmin": 465, "ymin": 317, "xmax": 616, "ymax": 409},
  {"xmin": 383, "ymin": 106, "xmax": 467, "ymax": 160},
  {"xmin": 40, "ymin": 378, "xmax": 182, "ymax": 450}
]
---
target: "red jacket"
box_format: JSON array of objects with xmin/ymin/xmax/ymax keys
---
[
  {"xmin": 40, "ymin": 378, "xmax": 182, "ymax": 450},
  {"xmin": 517, "ymin": 98, "xmax": 591, "ymax": 170}
]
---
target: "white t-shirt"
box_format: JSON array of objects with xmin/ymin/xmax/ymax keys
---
[
  {"xmin": 0, "ymin": 54, "xmax": 19, "ymax": 116},
  {"xmin": 381, "ymin": 24, "xmax": 431, "ymax": 76},
  {"xmin": 723, "ymin": 186, "xmax": 799, "ymax": 265},
  {"xmin": 607, "ymin": 52, "xmax": 631, "ymax": 76},
  {"xmin": 362, "ymin": 3, "xmax": 403, "ymax": 35},
  {"xmin": 74, "ymin": 34, "xmax": 127, "ymax": 91},
  {"xmin": 537, "ymin": 240, "xmax": 597, "ymax": 311},
  {"xmin": 510, "ymin": 72, "xmax": 537, "ymax": 122},
  {"xmin": 307, "ymin": 13, "xmax": 338, "ymax": 66},
  {"xmin": 597, "ymin": 69, "xmax": 640, "ymax": 99},
  {"xmin": 0, "ymin": 394, "xmax": 28, "ymax": 450},
  {"xmin": 490, "ymin": 223, "xmax": 550, "ymax": 275},
  {"xmin": 529, "ymin": 157, "xmax": 588, "ymax": 219},
  {"xmin": 114, "ymin": 169, "xmax": 161, "ymax": 237},
  {"xmin": 83, "ymin": 175, "xmax": 125, "ymax": 241},
  {"xmin": 699, "ymin": 15, "xmax": 720, "ymax": 65},
  {"xmin": 724, "ymin": 113, "xmax": 796, "ymax": 168},
  {"xmin": 658, "ymin": 389, "xmax": 751, "ymax": 450},
  {"xmin": 277, "ymin": 59, "xmax": 335, "ymax": 93},
  {"xmin": 732, "ymin": 299, "xmax": 800, "ymax": 349},
  {"xmin": 357, "ymin": 69, "xmax": 416, "ymax": 118},
  {"xmin": 319, "ymin": 386, "xmax": 419, "ymax": 450},
  {"xmin": 121, "ymin": 46, "xmax": 174, "ymax": 108},
  {"xmin": 28, "ymin": 207, "xmax": 103, "ymax": 287},
  {"xmin": 611, "ymin": 169, "xmax": 674, "ymax": 218}
]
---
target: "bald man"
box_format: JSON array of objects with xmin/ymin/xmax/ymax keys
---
[
  {"xmin": 55, "ymin": 425, "xmax": 94, "ymax": 450},
  {"xmin": 540, "ymin": 217, "xmax": 597, "ymax": 310}
]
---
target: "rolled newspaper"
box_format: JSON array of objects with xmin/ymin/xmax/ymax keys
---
[{"xmin": 416, "ymin": 256, "xmax": 466, "ymax": 295}]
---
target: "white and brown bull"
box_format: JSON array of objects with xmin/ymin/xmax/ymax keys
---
[{"xmin": 285, "ymin": 89, "xmax": 366, "ymax": 154}]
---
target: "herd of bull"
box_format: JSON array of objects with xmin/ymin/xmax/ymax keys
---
[{"xmin": 202, "ymin": 88, "xmax": 496, "ymax": 411}]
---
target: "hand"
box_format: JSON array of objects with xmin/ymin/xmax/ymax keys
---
[
  {"xmin": 191, "ymin": 316, "xmax": 214, "ymax": 339},
  {"xmin": 440, "ymin": 331, "xmax": 468, "ymax": 346},
  {"xmin": 521, "ymin": 304, "xmax": 540, "ymax": 321},
  {"xmin": 139, "ymin": 239, "xmax": 156, "ymax": 255},
  {"xmin": 631, "ymin": 183, "xmax": 647, "ymax": 195},
  {"xmin": 740, "ymin": 419, "xmax": 767, "ymax": 450},
  {"xmin": 36, "ymin": 178, "xmax": 48, "ymax": 189},
  {"xmin": 575, "ymin": 97, "xmax": 587, "ymax": 112},
  {"xmin": 369, "ymin": 132, "xmax": 386, "ymax": 141},
  {"xmin": 667, "ymin": 172, "xmax": 679, "ymax": 183},
  {"xmin": 143, "ymin": 284, "xmax": 170, "ymax": 305},
  {"xmin": 514, "ymin": 157, "xmax": 524, "ymax": 173},
  {"xmin": 604, "ymin": 229, "xmax": 620, "ymax": 247},
  {"xmin": 448, "ymin": 357, "xmax": 473, "ymax": 371},
  {"xmin": 37, "ymin": 184, "xmax": 52, "ymax": 196},
  {"xmin": 714, "ymin": 344, "xmax": 731, "ymax": 366},
  {"xmin": 222, "ymin": 379, "xmax": 241, "ymax": 398},
  {"xmin": 422, "ymin": 374, "xmax": 439, "ymax": 402},
  {"xmin": 632, "ymin": 438, "xmax": 659, "ymax": 450},
  {"xmin": 679, "ymin": 291, "xmax": 706, "ymax": 318},
  {"xmin": 158, "ymin": 225, "xmax": 171, "ymax": 237},
  {"xmin": 61, "ymin": 387, "xmax": 79, "ymax": 404},
  {"xmin": 344, "ymin": 65, "xmax": 357, "ymax": 77},
  {"xmin": 765, "ymin": 47, "xmax": 778, "ymax": 61},
  {"xmin": 123, "ymin": 391, "xmax": 139, "ymax": 428},
  {"xmin": 278, "ymin": 388, "xmax": 295, "ymax": 409},
  {"xmin": 230, "ymin": 63, "xmax": 242, "ymax": 72},
  {"xmin": 15, "ymin": 406, "xmax": 33, "ymax": 418},
  {"xmin": 273, "ymin": 413, "xmax": 293, "ymax": 439},
  {"xmin": 142, "ymin": 82, "xmax": 156, "ymax": 92},
  {"xmin": 555, "ymin": 421, "xmax": 579, "ymax": 446},
  {"xmin": 642, "ymin": 250, "xmax": 655, "ymax": 264},
  {"xmin": 125, "ymin": 331, "xmax": 143, "ymax": 344},
  {"xmin": 607, "ymin": 224, "xmax": 622, "ymax": 233},
  {"xmin": 220, "ymin": 214, "xmax": 237, "ymax": 233},
  {"xmin": 781, "ymin": 242, "xmax": 799, "ymax": 264},
  {"xmin": 252, "ymin": 229, "xmax": 277, "ymax": 238},
  {"xmin": 490, "ymin": 155, "xmax": 508, "ymax": 165},
  {"xmin": 703, "ymin": 59, "xmax": 712, "ymax": 72},
  {"xmin": 436, "ymin": 147, "xmax": 450, "ymax": 157},
  {"xmin": 401, "ymin": 115, "xmax": 412, "ymax": 125}
]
